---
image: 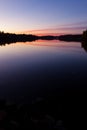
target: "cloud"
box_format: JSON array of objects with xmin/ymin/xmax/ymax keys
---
[
  {"xmin": 19, "ymin": 21, "xmax": 87, "ymax": 35},
  {"xmin": 21, "ymin": 26, "xmax": 87, "ymax": 34},
  {"xmin": 59, "ymin": 20, "xmax": 87, "ymax": 27}
]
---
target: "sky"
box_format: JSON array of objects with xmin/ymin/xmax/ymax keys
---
[{"xmin": 0, "ymin": 0, "xmax": 87, "ymax": 35}]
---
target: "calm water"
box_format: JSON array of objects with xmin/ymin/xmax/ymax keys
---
[{"xmin": 0, "ymin": 40, "xmax": 87, "ymax": 102}]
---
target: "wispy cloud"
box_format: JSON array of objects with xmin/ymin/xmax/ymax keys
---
[
  {"xmin": 19, "ymin": 21, "xmax": 87, "ymax": 35},
  {"xmin": 59, "ymin": 20, "xmax": 87, "ymax": 27}
]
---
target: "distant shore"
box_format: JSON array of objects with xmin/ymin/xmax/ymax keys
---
[
  {"xmin": 0, "ymin": 31, "xmax": 82, "ymax": 44},
  {"xmin": 1, "ymin": 31, "xmax": 87, "ymax": 52}
]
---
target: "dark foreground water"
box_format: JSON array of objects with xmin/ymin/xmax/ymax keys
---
[
  {"xmin": 0, "ymin": 40, "xmax": 87, "ymax": 129},
  {"xmin": 0, "ymin": 40, "xmax": 87, "ymax": 101}
]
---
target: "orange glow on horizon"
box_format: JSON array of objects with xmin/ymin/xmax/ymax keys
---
[
  {"xmin": 17, "ymin": 30, "xmax": 65, "ymax": 36},
  {"xmin": 4, "ymin": 25, "xmax": 84, "ymax": 36},
  {"xmin": 17, "ymin": 26, "xmax": 84, "ymax": 36},
  {"xmin": 17, "ymin": 30, "xmax": 62, "ymax": 36}
]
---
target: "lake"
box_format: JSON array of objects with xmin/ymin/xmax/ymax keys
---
[{"xmin": 0, "ymin": 40, "xmax": 87, "ymax": 102}]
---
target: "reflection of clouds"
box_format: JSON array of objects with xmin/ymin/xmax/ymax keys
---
[
  {"xmin": 17, "ymin": 41, "xmax": 85, "ymax": 55},
  {"xmin": 20, "ymin": 40, "xmax": 82, "ymax": 51},
  {"xmin": 0, "ymin": 41, "xmax": 86, "ymax": 54},
  {"xmin": 21, "ymin": 40, "xmax": 80, "ymax": 48}
]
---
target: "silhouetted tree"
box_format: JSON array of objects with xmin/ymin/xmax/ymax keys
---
[
  {"xmin": 58, "ymin": 34, "xmax": 82, "ymax": 42},
  {"xmin": 0, "ymin": 31, "xmax": 39, "ymax": 45}
]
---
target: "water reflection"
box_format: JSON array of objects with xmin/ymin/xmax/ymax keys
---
[
  {"xmin": 81, "ymin": 40, "xmax": 87, "ymax": 52},
  {"xmin": 0, "ymin": 40, "xmax": 87, "ymax": 102},
  {"xmin": 0, "ymin": 39, "xmax": 87, "ymax": 52}
]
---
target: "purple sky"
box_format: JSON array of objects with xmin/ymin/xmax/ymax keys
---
[{"xmin": 0, "ymin": 0, "xmax": 87, "ymax": 34}]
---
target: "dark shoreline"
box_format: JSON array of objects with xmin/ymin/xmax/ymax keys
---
[
  {"xmin": 0, "ymin": 88, "xmax": 87, "ymax": 129},
  {"xmin": 0, "ymin": 32, "xmax": 82, "ymax": 44},
  {"xmin": 1, "ymin": 32, "xmax": 87, "ymax": 52}
]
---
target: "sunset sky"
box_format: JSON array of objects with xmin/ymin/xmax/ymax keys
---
[{"xmin": 0, "ymin": 0, "xmax": 87, "ymax": 35}]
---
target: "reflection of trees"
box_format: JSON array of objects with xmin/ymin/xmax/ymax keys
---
[
  {"xmin": 81, "ymin": 30, "xmax": 87, "ymax": 52},
  {"xmin": 81, "ymin": 41, "xmax": 87, "ymax": 52}
]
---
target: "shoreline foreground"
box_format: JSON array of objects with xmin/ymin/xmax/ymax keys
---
[{"xmin": 0, "ymin": 90, "xmax": 87, "ymax": 129}]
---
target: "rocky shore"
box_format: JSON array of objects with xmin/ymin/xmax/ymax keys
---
[
  {"xmin": 0, "ymin": 93, "xmax": 87, "ymax": 129},
  {"xmin": 0, "ymin": 98, "xmax": 65, "ymax": 129}
]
